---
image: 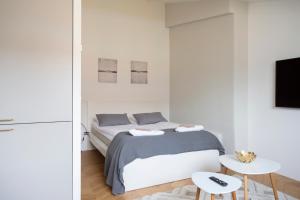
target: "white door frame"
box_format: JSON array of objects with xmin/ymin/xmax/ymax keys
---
[{"xmin": 73, "ymin": 0, "xmax": 81, "ymax": 199}]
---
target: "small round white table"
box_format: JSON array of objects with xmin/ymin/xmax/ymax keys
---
[
  {"xmin": 219, "ymin": 154, "xmax": 281, "ymax": 200},
  {"xmin": 192, "ymin": 172, "xmax": 242, "ymax": 200}
]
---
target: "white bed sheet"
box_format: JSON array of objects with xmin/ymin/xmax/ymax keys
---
[{"xmin": 91, "ymin": 121, "xmax": 179, "ymax": 141}]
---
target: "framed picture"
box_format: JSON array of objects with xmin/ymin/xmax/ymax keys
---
[
  {"xmin": 131, "ymin": 61, "xmax": 148, "ymax": 84},
  {"xmin": 98, "ymin": 58, "xmax": 117, "ymax": 83}
]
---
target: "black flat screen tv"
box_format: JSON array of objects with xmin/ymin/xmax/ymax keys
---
[{"xmin": 275, "ymin": 57, "xmax": 300, "ymax": 108}]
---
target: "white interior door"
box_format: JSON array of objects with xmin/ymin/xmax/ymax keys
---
[
  {"xmin": 0, "ymin": 122, "xmax": 72, "ymax": 200},
  {"xmin": 0, "ymin": 0, "xmax": 73, "ymax": 123}
]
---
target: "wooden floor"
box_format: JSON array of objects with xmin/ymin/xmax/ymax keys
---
[{"xmin": 82, "ymin": 150, "xmax": 300, "ymax": 200}]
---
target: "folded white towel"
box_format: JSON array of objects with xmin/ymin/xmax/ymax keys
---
[
  {"xmin": 129, "ymin": 129, "xmax": 164, "ymax": 136},
  {"xmin": 175, "ymin": 125, "xmax": 204, "ymax": 132}
]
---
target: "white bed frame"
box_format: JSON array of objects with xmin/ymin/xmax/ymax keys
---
[{"xmin": 89, "ymin": 132, "xmax": 222, "ymax": 192}]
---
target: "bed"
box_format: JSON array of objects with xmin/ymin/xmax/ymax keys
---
[{"xmin": 90, "ymin": 121, "xmax": 223, "ymax": 194}]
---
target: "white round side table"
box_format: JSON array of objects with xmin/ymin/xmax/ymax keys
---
[
  {"xmin": 219, "ymin": 154, "xmax": 281, "ymax": 200},
  {"xmin": 192, "ymin": 172, "xmax": 242, "ymax": 200}
]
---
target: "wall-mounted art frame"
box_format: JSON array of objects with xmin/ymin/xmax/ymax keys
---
[
  {"xmin": 98, "ymin": 58, "xmax": 117, "ymax": 83},
  {"xmin": 131, "ymin": 61, "xmax": 148, "ymax": 84}
]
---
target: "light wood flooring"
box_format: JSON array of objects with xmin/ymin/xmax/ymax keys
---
[{"xmin": 81, "ymin": 150, "xmax": 300, "ymax": 200}]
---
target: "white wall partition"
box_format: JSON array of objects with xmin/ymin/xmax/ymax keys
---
[{"xmin": 73, "ymin": 0, "xmax": 82, "ymax": 199}]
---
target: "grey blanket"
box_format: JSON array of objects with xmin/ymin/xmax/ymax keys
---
[{"xmin": 104, "ymin": 129, "xmax": 225, "ymax": 195}]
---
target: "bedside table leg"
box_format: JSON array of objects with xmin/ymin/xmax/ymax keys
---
[
  {"xmin": 232, "ymin": 191, "xmax": 237, "ymax": 200},
  {"xmin": 269, "ymin": 173, "xmax": 279, "ymax": 200},
  {"xmin": 211, "ymin": 194, "xmax": 215, "ymax": 200},
  {"xmin": 243, "ymin": 175, "xmax": 248, "ymax": 200},
  {"xmin": 195, "ymin": 188, "xmax": 201, "ymax": 200}
]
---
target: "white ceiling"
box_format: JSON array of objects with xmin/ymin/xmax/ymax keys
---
[
  {"xmin": 162, "ymin": 0, "xmax": 267, "ymax": 3},
  {"xmin": 163, "ymin": 0, "xmax": 198, "ymax": 3}
]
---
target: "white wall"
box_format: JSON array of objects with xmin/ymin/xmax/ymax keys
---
[
  {"xmin": 248, "ymin": 0, "xmax": 300, "ymax": 180},
  {"xmin": 169, "ymin": 14, "xmax": 235, "ymax": 153},
  {"xmin": 168, "ymin": 0, "xmax": 248, "ymax": 153},
  {"xmin": 165, "ymin": 0, "xmax": 231, "ymax": 27},
  {"xmin": 82, "ymin": 0, "xmax": 170, "ymax": 130}
]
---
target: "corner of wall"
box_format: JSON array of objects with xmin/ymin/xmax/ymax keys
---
[
  {"xmin": 165, "ymin": 0, "xmax": 232, "ymax": 28},
  {"xmin": 230, "ymin": 0, "xmax": 249, "ymax": 151}
]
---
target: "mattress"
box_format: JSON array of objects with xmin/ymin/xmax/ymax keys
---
[
  {"xmin": 91, "ymin": 126, "xmax": 112, "ymax": 146},
  {"xmin": 91, "ymin": 121, "xmax": 179, "ymax": 146}
]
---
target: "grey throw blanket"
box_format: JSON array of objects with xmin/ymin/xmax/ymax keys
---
[{"xmin": 104, "ymin": 129, "xmax": 225, "ymax": 195}]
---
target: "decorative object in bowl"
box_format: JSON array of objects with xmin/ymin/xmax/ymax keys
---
[{"xmin": 235, "ymin": 151, "xmax": 256, "ymax": 163}]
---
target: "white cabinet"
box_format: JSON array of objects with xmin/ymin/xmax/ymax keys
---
[
  {"xmin": 0, "ymin": 122, "xmax": 72, "ymax": 200},
  {"xmin": 0, "ymin": 0, "xmax": 74, "ymax": 199}
]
